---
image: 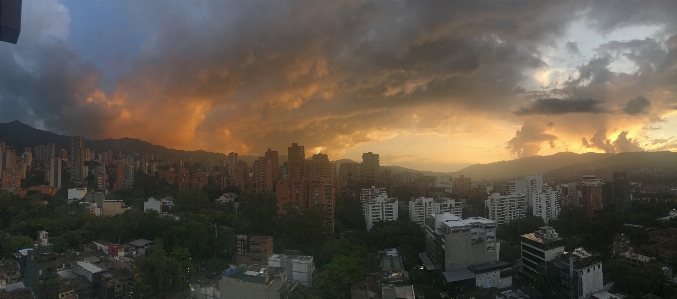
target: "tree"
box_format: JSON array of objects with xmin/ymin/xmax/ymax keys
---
[
  {"xmin": 133, "ymin": 239, "xmax": 188, "ymax": 298},
  {"xmin": 1, "ymin": 235, "xmax": 33, "ymax": 257},
  {"xmin": 278, "ymin": 204, "xmax": 333, "ymax": 253},
  {"xmin": 334, "ymin": 196, "xmax": 366, "ymax": 231},
  {"xmin": 314, "ymin": 255, "xmax": 365, "ymax": 299}
]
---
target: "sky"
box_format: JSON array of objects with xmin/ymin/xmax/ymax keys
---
[{"xmin": 1, "ymin": 1, "xmax": 677, "ymax": 172}]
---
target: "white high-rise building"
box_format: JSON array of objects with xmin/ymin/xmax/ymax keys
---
[
  {"xmin": 364, "ymin": 193, "xmax": 398, "ymax": 231},
  {"xmin": 360, "ymin": 186, "xmax": 388, "ymax": 215},
  {"xmin": 509, "ymin": 174, "xmax": 543, "ymax": 208},
  {"xmin": 533, "ymin": 188, "xmax": 561, "ymax": 223},
  {"xmin": 409, "ymin": 197, "xmax": 462, "ymax": 226},
  {"xmin": 485, "ymin": 193, "xmax": 528, "ymax": 225}
]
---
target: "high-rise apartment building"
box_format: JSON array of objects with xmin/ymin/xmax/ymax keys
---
[
  {"xmin": 364, "ymin": 192, "xmax": 398, "ymax": 231},
  {"xmin": 45, "ymin": 143, "xmax": 55, "ymax": 163},
  {"xmin": 123, "ymin": 164, "xmax": 134, "ymax": 189},
  {"xmin": 360, "ymin": 186, "xmax": 388, "ymax": 215},
  {"xmin": 453, "ymin": 175, "xmax": 472, "ymax": 198},
  {"xmin": 44, "ymin": 157, "xmax": 62, "ymax": 190},
  {"xmin": 227, "ymin": 152, "xmax": 238, "ymax": 176},
  {"xmin": 1, "ymin": 168, "xmax": 22, "ymax": 190},
  {"xmin": 612, "ymin": 172, "xmax": 631, "ymax": 211},
  {"xmin": 338, "ymin": 162, "xmax": 359, "ymax": 181},
  {"xmin": 70, "ymin": 136, "xmax": 85, "ymax": 182},
  {"xmin": 425, "ymin": 213, "xmax": 498, "ymax": 270},
  {"xmin": 509, "ymin": 174, "xmax": 543, "ymax": 208},
  {"xmin": 266, "ymin": 148, "xmax": 279, "ymax": 184},
  {"xmin": 287, "ymin": 143, "xmax": 305, "ymax": 180},
  {"xmin": 251, "ymin": 150, "xmax": 279, "ymax": 194},
  {"xmin": 113, "ymin": 160, "xmax": 126, "ymax": 191},
  {"xmin": 276, "ymin": 174, "xmax": 335, "ymax": 228},
  {"xmin": 409, "ymin": 197, "xmax": 462, "ymax": 226},
  {"xmin": 33, "ymin": 144, "xmax": 45, "ymax": 164},
  {"xmin": 485, "ymin": 193, "xmax": 528, "ymax": 225},
  {"xmin": 558, "ymin": 182, "xmax": 578, "ymax": 207},
  {"xmin": 360, "ymin": 152, "xmax": 380, "ymax": 183},
  {"xmin": 581, "ymin": 175, "xmax": 603, "ymax": 217},
  {"xmin": 533, "ymin": 188, "xmax": 561, "ymax": 223},
  {"xmin": 311, "ymin": 153, "xmax": 333, "ymax": 182}
]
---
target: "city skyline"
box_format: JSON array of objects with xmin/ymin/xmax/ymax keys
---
[{"xmin": 1, "ymin": 2, "xmax": 677, "ymax": 173}]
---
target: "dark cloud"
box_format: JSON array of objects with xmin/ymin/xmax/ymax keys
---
[
  {"xmin": 506, "ymin": 121, "xmax": 557, "ymax": 158},
  {"xmin": 622, "ymin": 96, "xmax": 651, "ymax": 115},
  {"xmin": 582, "ymin": 127, "xmax": 643, "ymax": 153},
  {"xmin": 513, "ymin": 98, "xmax": 606, "ymax": 115},
  {"xmin": 565, "ymin": 41, "xmax": 580, "ymax": 55}
]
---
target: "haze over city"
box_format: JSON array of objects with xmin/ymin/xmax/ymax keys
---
[{"xmin": 1, "ymin": 1, "xmax": 677, "ymax": 172}]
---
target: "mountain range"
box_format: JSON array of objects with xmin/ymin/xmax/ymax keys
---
[{"xmin": 1, "ymin": 120, "xmax": 675, "ymax": 181}]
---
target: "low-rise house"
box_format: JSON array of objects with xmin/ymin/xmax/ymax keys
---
[
  {"xmin": 382, "ymin": 284, "xmax": 415, "ymax": 299},
  {"xmin": 215, "ymin": 193, "xmax": 237, "ymax": 204},
  {"xmin": 0, "ymin": 260, "xmax": 21, "ymax": 288},
  {"xmin": 128, "ymin": 239, "xmax": 154, "ymax": 256}
]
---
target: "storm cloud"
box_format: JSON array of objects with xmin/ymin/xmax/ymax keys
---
[
  {"xmin": 622, "ymin": 96, "xmax": 651, "ymax": 115},
  {"xmin": 0, "ymin": 1, "xmax": 676, "ymax": 163},
  {"xmin": 513, "ymin": 98, "xmax": 607, "ymax": 115}
]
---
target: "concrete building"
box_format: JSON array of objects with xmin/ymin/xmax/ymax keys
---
[
  {"xmin": 84, "ymin": 192, "xmax": 130, "ymax": 216},
  {"xmin": 70, "ymin": 136, "xmax": 86, "ymax": 182},
  {"xmin": 509, "ymin": 174, "xmax": 543, "ymax": 208},
  {"xmin": 612, "ymin": 172, "xmax": 631, "ymax": 211},
  {"xmin": 361, "ymin": 152, "xmax": 380, "ymax": 183},
  {"xmin": 424, "ymin": 213, "xmax": 498, "ymax": 271},
  {"xmin": 435, "ymin": 176, "xmax": 453, "ymax": 193},
  {"xmin": 553, "ymin": 248, "xmax": 604, "ymax": 299},
  {"xmin": 23, "ymin": 231, "xmax": 59, "ymax": 297},
  {"xmin": 67, "ymin": 188, "xmax": 87, "ymax": 200},
  {"xmin": 268, "ymin": 252, "xmax": 315, "ymax": 287},
  {"xmin": 44, "ymin": 157, "xmax": 62, "ymax": 190},
  {"xmin": 287, "ymin": 143, "xmax": 305, "ymax": 180},
  {"xmin": 360, "ymin": 186, "xmax": 388, "ymax": 215},
  {"xmin": 236, "ymin": 235, "xmax": 274, "ymax": 265},
  {"xmin": 338, "ymin": 162, "xmax": 359, "ymax": 182},
  {"xmin": 144, "ymin": 197, "xmax": 164, "ymax": 213},
  {"xmin": 276, "ymin": 174, "xmax": 335, "ymax": 228},
  {"xmin": 381, "ymin": 248, "xmax": 409, "ymax": 286},
  {"xmin": 364, "ymin": 194, "xmax": 398, "ymax": 231},
  {"xmin": 220, "ymin": 264, "xmax": 292, "ymax": 299},
  {"xmin": 311, "ymin": 153, "xmax": 334, "ymax": 182},
  {"xmin": 533, "ymin": 188, "xmax": 561, "ymax": 223},
  {"xmin": 581, "ymin": 175, "xmax": 603, "ymax": 217},
  {"xmin": 558, "ymin": 182, "xmax": 578, "ymax": 207},
  {"xmin": 408, "ymin": 197, "xmax": 462, "ymax": 226},
  {"xmin": 520, "ymin": 226, "xmax": 565, "ymax": 277},
  {"xmin": 227, "ymin": 152, "xmax": 238, "ymax": 176},
  {"xmin": 122, "ymin": 164, "xmax": 134, "ymax": 189},
  {"xmin": 382, "ymin": 285, "xmax": 415, "ymax": 299},
  {"xmin": 485, "ymin": 193, "xmax": 529, "ymax": 225}
]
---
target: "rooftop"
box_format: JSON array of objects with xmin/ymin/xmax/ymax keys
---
[
  {"xmin": 431, "ymin": 213, "xmax": 495, "ymax": 230},
  {"xmin": 521, "ymin": 226, "xmax": 561, "ymax": 244},
  {"xmin": 442, "ymin": 268, "xmax": 476, "ymax": 283},
  {"xmin": 76, "ymin": 261, "xmax": 104, "ymax": 274},
  {"xmin": 468, "ymin": 261, "xmax": 511, "ymax": 274},
  {"xmin": 268, "ymin": 253, "xmax": 313, "ymax": 261},
  {"xmin": 128, "ymin": 239, "xmax": 154, "ymax": 247}
]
